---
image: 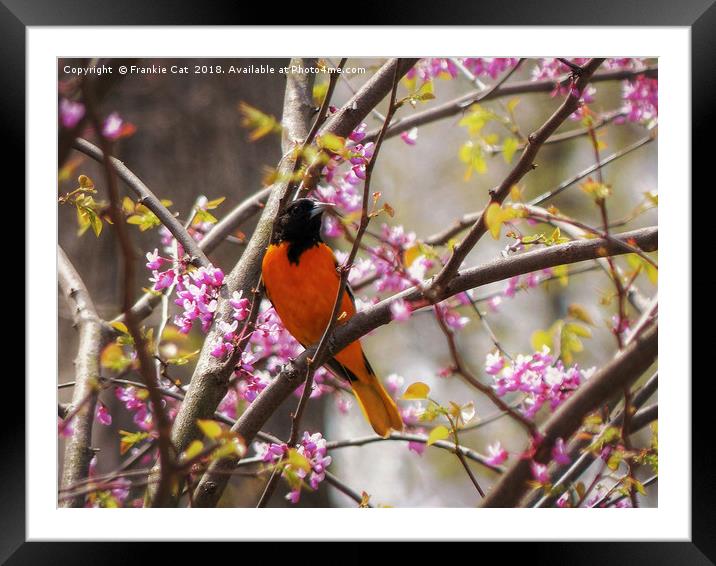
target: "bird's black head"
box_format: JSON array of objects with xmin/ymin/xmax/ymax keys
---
[{"xmin": 272, "ymin": 198, "xmax": 334, "ymax": 263}]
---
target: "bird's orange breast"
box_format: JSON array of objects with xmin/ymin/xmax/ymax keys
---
[{"xmin": 261, "ymin": 242, "xmax": 357, "ymax": 349}]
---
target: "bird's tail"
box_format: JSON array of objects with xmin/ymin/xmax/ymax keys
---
[{"xmin": 350, "ymin": 374, "xmax": 404, "ymax": 438}]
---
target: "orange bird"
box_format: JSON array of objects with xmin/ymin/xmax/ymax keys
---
[{"xmin": 261, "ymin": 198, "xmax": 403, "ymax": 437}]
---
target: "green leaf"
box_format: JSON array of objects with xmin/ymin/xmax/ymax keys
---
[
  {"xmin": 211, "ymin": 436, "xmax": 247, "ymax": 460},
  {"xmin": 166, "ymin": 349, "xmax": 201, "ymax": 366},
  {"xmin": 402, "ymin": 382, "xmax": 430, "ymax": 400},
  {"xmin": 580, "ymin": 177, "xmax": 613, "ymax": 200},
  {"xmin": 111, "ymin": 321, "xmax": 129, "ymax": 334},
  {"xmin": 101, "ymin": 342, "xmax": 132, "ymax": 372},
  {"xmin": 238, "ymin": 101, "xmax": 282, "ymax": 141},
  {"xmin": 193, "ymin": 208, "xmax": 218, "ymax": 225},
  {"xmin": 485, "ymin": 202, "xmax": 504, "ymax": 239},
  {"xmin": 458, "ymin": 104, "xmax": 496, "ymax": 136},
  {"xmin": 183, "ymin": 440, "xmax": 204, "ymax": 461},
  {"xmin": 119, "ymin": 430, "xmax": 150, "ymax": 455},
  {"xmin": 427, "ymin": 425, "xmax": 450, "ymax": 446},
  {"xmin": 204, "ymin": 197, "xmax": 226, "ymax": 210},
  {"xmin": 286, "ymin": 448, "xmax": 312, "ymax": 472},
  {"xmin": 567, "ymin": 304, "xmax": 595, "ymax": 326},
  {"xmin": 316, "ymin": 132, "xmax": 346, "ymax": 154},
  {"xmin": 197, "ymin": 419, "xmax": 223, "ymax": 440},
  {"xmin": 502, "ymin": 136, "xmax": 519, "ymax": 164}
]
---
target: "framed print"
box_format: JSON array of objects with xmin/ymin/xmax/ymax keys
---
[{"xmin": 6, "ymin": 0, "xmax": 708, "ymax": 562}]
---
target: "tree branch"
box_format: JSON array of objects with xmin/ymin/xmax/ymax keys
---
[
  {"xmin": 72, "ymin": 137, "xmax": 211, "ymax": 269},
  {"xmin": 190, "ymin": 225, "xmax": 656, "ymax": 507},
  {"xmin": 480, "ymin": 323, "xmax": 657, "ymax": 508},
  {"xmin": 81, "ymin": 81, "xmax": 175, "ymax": 507},
  {"xmin": 296, "ymin": 58, "xmax": 419, "ymax": 196},
  {"xmin": 531, "ymin": 371, "xmax": 657, "ymax": 507},
  {"xmin": 430, "ymin": 59, "xmax": 606, "ymax": 291},
  {"xmin": 163, "ymin": 58, "xmax": 418, "ymax": 507},
  {"xmin": 58, "ymin": 246, "xmax": 108, "ymax": 507},
  {"xmin": 146, "ymin": 58, "xmax": 318, "ymax": 506},
  {"xmin": 258, "ymin": 61, "xmax": 402, "ymax": 508}
]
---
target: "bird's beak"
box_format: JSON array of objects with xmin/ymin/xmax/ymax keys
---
[{"xmin": 310, "ymin": 201, "xmax": 339, "ymax": 219}]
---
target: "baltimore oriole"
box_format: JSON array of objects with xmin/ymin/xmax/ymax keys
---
[{"xmin": 261, "ymin": 198, "xmax": 403, "ymax": 437}]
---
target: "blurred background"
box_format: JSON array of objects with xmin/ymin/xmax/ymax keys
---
[{"xmin": 58, "ymin": 57, "xmax": 657, "ymax": 507}]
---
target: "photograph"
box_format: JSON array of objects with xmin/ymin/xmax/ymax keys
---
[{"xmin": 56, "ymin": 56, "xmax": 659, "ymax": 510}]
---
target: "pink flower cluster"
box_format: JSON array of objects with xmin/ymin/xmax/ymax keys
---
[
  {"xmin": 209, "ymin": 291, "xmax": 251, "ymax": 359},
  {"xmin": 256, "ymin": 431, "xmax": 332, "ymax": 504},
  {"xmin": 173, "ymin": 265, "xmax": 225, "ymax": 334},
  {"xmin": 407, "ymin": 58, "xmax": 519, "ymax": 83},
  {"xmin": 531, "ymin": 57, "xmax": 659, "ymax": 122},
  {"xmin": 485, "ymin": 441, "xmax": 509, "ymax": 466},
  {"xmin": 486, "ymin": 346, "xmax": 595, "ymax": 419},
  {"xmin": 622, "ymin": 74, "xmax": 658, "ymax": 123}
]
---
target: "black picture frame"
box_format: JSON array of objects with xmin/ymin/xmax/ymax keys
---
[{"xmin": 7, "ymin": 0, "xmax": 705, "ymax": 562}]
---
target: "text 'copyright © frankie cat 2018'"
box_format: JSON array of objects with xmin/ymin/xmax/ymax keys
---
[{"xmin": 62, "ymin": 63, "xmax": 367, "ymax": 77}]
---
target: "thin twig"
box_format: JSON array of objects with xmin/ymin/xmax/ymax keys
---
[{"xmin": 82, "ymin": 80, "xmax": 175, "ymax": 507}]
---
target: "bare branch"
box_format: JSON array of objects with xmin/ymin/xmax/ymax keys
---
[
  {"xmin": 58, "ymin": 246, "xmax": 108, "ymax": 507},
  {"xmin": 81, "ymin": 81, "xmax": 175, "ymax": 507},
  {"xmin": 324, "ymin": 472, "xmax": 372, "ymax": 507}
]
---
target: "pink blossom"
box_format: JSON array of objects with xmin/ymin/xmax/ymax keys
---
[
  {"xmin": 400, "ymin": 127, "xmax": 418, "ymax": 145},
  {"xmin": 437, "ymin": 302, "xmax": 470, "ymax": 331},
  {"xmin": 552, "ymin": 438, "xmax": 571, "ymax": 465},
  {"xmin": 217, "ymin": 388, "xmax": 239, "ymax": 420},
  {"xmin": 336, "ymin": 395, "xmax": 352, "ymax": 415},
  {"xmin": 488, "ymin": 346, "xmax": 595, "ymax": 418},
  {"xmin": 485, "ymin": 441, "xmax": 508, "ymax": 466},
  {"xmin": 530, "ymin": 461, "xmax": 550, "ymax": 484},
  {"xmin": 390, "ymin": 298, "xmax": 412, "ymax": 322},
  {"xmin": 622, "ymin": 75, "xmax": 658, "ymax": 123},
  {"xmin": 230, "ymin": 290, "xmax": 250, "ymax": 321},
  {"xmin": 210, "ymin": 336, "xmax": 234, "ymax": 359},
  {"xmin": 95, "ymin": 402, "xmax": 112, "ymax": 426},
  {"xmin": 556, "ymin": 492, "xmax": 570, "ymax": 508},
  {"xmin": 408, "ymin": 437, "xmax": 427, "ymax": 456},
  {"xmin": 59, "ymin": 98, "xmax": 85, "ymax": 128},
  {"xmin": 236, "ymin": 371, "xmax": 270, "ymax": 403},
  {"xmin": 171, "ymin": 265, "xmax": 224, "ymax": 334},
  {"xmin": 260, "ymin": 431, "xmax": 333, "ymax": 504},
  {"xmin": 145, "ymin": 249, "xmax": 165, "ymax": 270},
  {"xmin": 385, "ymin": 374, "xmax": 404, "ymax": 396},
  {"xmin": 58, "ymin": 416, "xmax": 74, "ymax": 438},
  {"xmin": 102, "ymin": 112, "xmax": 124, "ymax": 140}
]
